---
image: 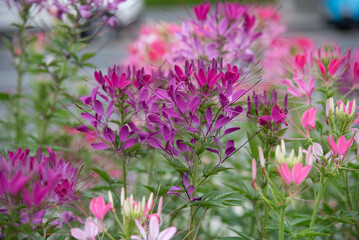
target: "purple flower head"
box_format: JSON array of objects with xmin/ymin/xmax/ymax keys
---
[
  {"xmin": 247, "ymin": 89, "xmax": 288, "ymax": 118},
  {"xmin": 78, "ymin": 5, "xmax": 91, "ymax": 18},
  {"xmin": 258, "ymin": 105, "xmax": 288, "ymax": 132},
  {"xmin": 0, "ymin": 147, "xmax": 79, "ymax": 227}
]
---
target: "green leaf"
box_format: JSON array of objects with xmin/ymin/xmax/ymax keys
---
[
  {"xmin": 83, "ymin": 63, "xmax": 97, "ymax": 68},
  {"xmin": 203, "ymin": 166, "xmax": 232, "ymax": 177},
  {"xmin": 218, "ymin": 238, "xmax": 243, "ymax": 240},
  {"xmin": 247, "ymin": 132, "xmax": 258, "ymax": 159},
  {"xmin": 92, "ymin": 166, "xmax": 112, "ymax": 184},
  {"xmin": 226, "ymin": 226, "xmax": 255, "ymax": 240},
  {"xmin": 296, "ymin": 229, "xmax": 330, "ymax": 238},
  {"xmin": 81, "ymin": 52, "xmax": 96, "ymax": 62},
  {"xmin": 143, "ymin": 185, "xmax": 155, "ymax": 193},
  {"xmin": 0, "ymin": 93, "xmax": 10, "ymax": 100}
]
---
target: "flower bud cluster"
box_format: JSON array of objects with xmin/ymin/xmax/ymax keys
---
[
  {"xmin": 326, "ymin": 97, "xmax": 357, "ymax": 134},
  {"xmin": 120, "ymin": 188, "xmax": 155, "ymax": 221}
]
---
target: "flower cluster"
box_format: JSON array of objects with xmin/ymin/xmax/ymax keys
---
[
  {"xmin": 0, "ymin": 147, "xmax": 78, "ymax": 225},
  {"xmin": 6, "ymin": 0, "xmax": 127, "ymax": 28},
  {"xmin": 282, "ymin": 44, "xmax": 354, "ymax": 105},
  {"xmin": 174, "ymin": 2, "xmax": 262, "ymax": 64},
  {"xmin": 126, "ymin": 23, "xmax": 182, "ymax": 72},
  {"xmin": 144, "ymin": 59, "xmax": 248, "ymax": 199}
]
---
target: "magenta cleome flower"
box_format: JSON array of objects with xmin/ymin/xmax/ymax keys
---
[
  {"xmin": 193, "ymin": 3, "xmax": 211, "ymax": 21},
  {"xmin": 194, "ymin": 68, "xmax": 223, "ymax": 89},
  {"xmin": 0, "ymin": 147, "xmax": 79, "ymax": 225},
  {"xmin": 258, "ymin": 105, "xmax": 288, "ymax": 132}
]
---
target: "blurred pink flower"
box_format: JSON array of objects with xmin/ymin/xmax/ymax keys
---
[
  {"xmin": 90, "ymin": 195, "xmax": 112, "ymax": 219},
  {"xmin": 302, "ymin": 108, "xmax": 316, "ymax": 136},
  {"xmin": 71, "ymin": 217, "xmax": 99, "ymax": 240},
  {"xmin": 132, "ymin": 216, "xmax": 177, "ymax": 240}
]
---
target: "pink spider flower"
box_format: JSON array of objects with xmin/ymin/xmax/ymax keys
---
[
  {"xmin": 294, "ymin": 54, "xmax": 307, "ymax": 71},
  {"xmin": 282, "ymin": 76, "xmax": 315, "ymax": 104},
  {"xmin": 302, "ymin": 108, "xmax": 316, "ymax": 130},
  {"xmin": 327, "ymin": 135, "xmax": 354, "ymax": 157},
  {"xmin": 90, "ymin": 195, "xmax": 112, "ymax": 220},
  {"xmin": 312, "ymin": 45, "xmax": 351, "ymax": 81},
  {"xmin": 302, "ymin": 108, "xmax": 316, "ymax": 138},
  {"xmin": 277, "ymin": 162, "xmax": 312, "ymax": 186}
]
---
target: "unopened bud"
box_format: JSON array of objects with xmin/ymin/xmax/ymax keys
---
[
  {"xmin": 108, "ymin": 191, "xmax": 115, "ymax": 212},
  {"xmin": 121, "ymin": 188, "xmax": 125, "ymax": 207},
  {"xmin": 258, "ymin": 146, "xmax": 266, "ymax": 175},
  {"xmin": 251, "ymin": 159, "xmax": 258, "ymax": 190}
]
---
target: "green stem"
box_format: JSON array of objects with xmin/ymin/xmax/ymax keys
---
[
  {"xmin": 262, "ymin": 141, "xmax": 271, "ymax": 240},
  {"xmin": 122, "ymin": 159, "xmax": 127, "ymax": 198},
  {"xmin": 262, "ymin": 184, "xmax": 269, "ymax": 239},
  {"xmin": 310, "ymin": 176, "xmax": 327, "ymax": 230},
  {"xmin": 147, "ymin": 150, "xmax": 155, "ymax": 186},
  {"xmin": 189, "ymin": 156, "xmax": 199, "ymax": 239},
  {"xmin": 103, "ymin": 229, "xmax": 116, "ymax": 240},
  {"xmin": 279, "ymin": 207, "xmax": 285, "ymax": 240},
  {"xmin": 39, "ymin": 89, "xmax": 59, "ymax": 144},
  {"xmin": 344, "ymin": 171, "xmax": 353, "ymax": 211},
  {"xmin": 14, "ymin": 9, "xmax": 29, "ymax": 144},
  {"xmin": 344, "ymin": 170, "xmax": 359, "ymax": 235},
  {"xmin": 15, "ymin": 63, "xmax": 23, "ymax": 144},
  {"xmin": 39, "ymin": 43, "xmax": 67, "ymax": 144}
]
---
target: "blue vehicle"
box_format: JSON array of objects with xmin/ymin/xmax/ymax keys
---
[{"xmin": 322, "ymin": 0, "xmax": 359, "ymax": 27}]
